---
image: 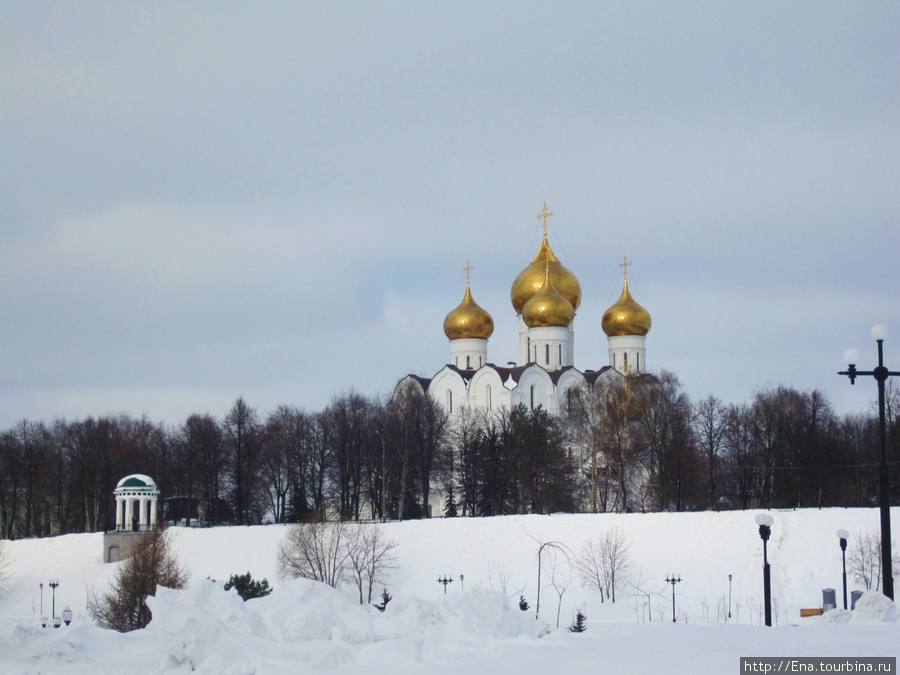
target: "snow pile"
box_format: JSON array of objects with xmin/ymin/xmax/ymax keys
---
[
  {"xmin": 851, "ymin": 592, "xmax": 898, "ymax": 624},
  {"xmin": 141, "ymin": 578, "xmax": 546, "ymax": 672}
]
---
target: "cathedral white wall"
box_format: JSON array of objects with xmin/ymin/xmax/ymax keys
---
[
  {"xmin": 608, "ymin": 334, "xmax": 647, "ymax": 374},
  {"xmin": 468, "ymin": 368, "xmax": 509, "ymax": 412},
  {"xmin": 512, "ymin": 366, "xmax": 554, "ymax": 413},
  {"xmin": 449, "ymin": 338, "xmax": 488, "ymax": 371},
  {"xmin": 525, "ymin": 325, "xmax": 572, "ymax": 371},
  {"xmin": 428, "ymin": 367, "xmax": 469, "ymax": 415}
]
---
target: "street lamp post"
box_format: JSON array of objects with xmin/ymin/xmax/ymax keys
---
[
  {"xmin": 728, "ymin": 574, "xmax": 733, "ymax": 620},
  {"xmin": 839, "ymin": 323, "xmax": 898, "ymax": 600},
  {"xmin": 437, "ymin": 575, "xmax": 453, "ymax": 594},
  {"xmin": 837, "ymin": 529, "xmax": 849, "ymax": 610},
  {"xmin": 756, "ymin": 514, "xmax": 774, "ymax": 627},
  {"xmin": 665, "ymin": 575, "xmax": 682, "ymax": 623},
  {"xmin": 48, "ymin": 580, "xmax": 59, "ymax": 627}
]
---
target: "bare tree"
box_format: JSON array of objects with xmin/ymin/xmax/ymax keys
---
[
  {"xmin": 224, "ymin": 398, "xmax": 262, "ymax": 525},
  {"xmin": 693, "ymin": 396, "xmax": 726, "ymax": 510},
  {"xmin": 848, "ymin": 530, "xmax": 899, "ymax": 591},
  {"xmin": 575, "ymin": 527, "xmax": 633, "ymax": 603},
  {"xmin": 542, "ymin": 544, "xmax": 572, "ymax": 628},
  {"xmin": 344, "ymin": 523, "xmax": 399, "ymax": 604},
  {"xmin": 87, "ymin": 529, "xmax": 186, "ymax": 632},
  {"xmin": 278, "ymin": 521, "xmax": 352, "ymax": 588}
]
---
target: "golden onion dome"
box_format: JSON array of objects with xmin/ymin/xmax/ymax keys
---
[
  {"xmin": 510, "ymin": 235, "xmax": 582, "ymax": 314},
  {"xmin": 602, "ymin": 278, "xmax": 652, "ymax": 336},
  {"xmin": 443, "ymin": 282, "xmax": 494, "ymax": 340},
  {"xmin": 522, "ymin": 265, "xmax": 575, "ymax": 328}
]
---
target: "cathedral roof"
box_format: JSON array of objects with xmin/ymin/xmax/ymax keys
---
[
  {"xmin": 443, "ymin": 277, "xmax": 494, "ymax": 340},
  {"xmin": 521, "ymin": 264, "xmax": 575, "ymax": 328},
  {"xmin": 510, "ymin": 204, "xmax": 581, "ymax": 314},
  {"xmin": 601, "ymin": 275, "xmax": 651, "ymax": 337}
]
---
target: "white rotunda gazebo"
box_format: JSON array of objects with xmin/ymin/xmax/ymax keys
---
[{"xmin": 113, "ymin": 474, "xmax": 159, "ymax": 532}]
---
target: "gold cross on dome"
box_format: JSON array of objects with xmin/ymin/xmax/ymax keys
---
[
  {"xmin": 463, "ymin": 260, "xmax": 473, "ymax": 284},
  {"xmin": 537, "ymin": 202, "xmax": 553, "ymax": 236},
  {"xmin": 620, "ymin": 256, "xmax": 631, "ymax": 280}
]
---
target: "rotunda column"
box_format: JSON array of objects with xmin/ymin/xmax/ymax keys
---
[
  {"xmin": 150, "ymin": 494, "xmax": 158, "ymax": 528},
  {"xmin": 116, "ymin": 495, "xmax": 124, "ymax": 531}
]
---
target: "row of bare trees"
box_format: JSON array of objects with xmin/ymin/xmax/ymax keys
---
[
  {"xmin": 1, "ymin": 373, "xmax": 898, "ymax": 537},
  {"xmin": 561, "ymin": 371, "xmax": 900, "ymax": 513}
]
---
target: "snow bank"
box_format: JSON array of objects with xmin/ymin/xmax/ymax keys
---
[
  {"xmin": 851, "ymin": 592, "xmax": 898, "ymax": 624},
  {"xmin": 141, "ymin": 578, "xmax": 547, "ymax": 672}
]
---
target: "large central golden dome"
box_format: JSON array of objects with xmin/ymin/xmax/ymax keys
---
[
  {"xmin": 602, "ymin": 278, "xmax": 652, "ymax": 336},
  {"xmin": 510, "ymin": 211, "xmax": 581, "ymax": 314},
  {"xmin": 522, "ymin": 265, "xmax": 575, "ymax": 328},
  {"xmin": 444, "ymin": 282, "xmax": 494, "ymax": 340}
]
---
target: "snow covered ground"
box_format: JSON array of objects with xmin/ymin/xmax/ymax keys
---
[{"xmin": 1, "ymin": 508, "xmax": 898, "ymax": 673}]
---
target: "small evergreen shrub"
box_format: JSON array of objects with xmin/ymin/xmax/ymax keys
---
[
  {"xmin": 518, "ymin": 595, "xmax": 530, "ymax": 611},
  {"xmin": 568, "ymin": 608, "xmax": 587, "ymax": 633},
  {"xmin": 224, "ymin": 572, "xmax": 272, "ymax": 601},
  {"xmin": 374, "ymin": 587, "xmax": 392, "ymax": 612}
]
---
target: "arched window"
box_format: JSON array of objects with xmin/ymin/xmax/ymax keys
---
[
  {"xmin": 623, "ymin": 353, "xmax": 628, "ymax": 371},
  {"xmin": 486, "ymin": 385, "xmax": 492, "ymax": 411},
  {"xmin": 530, "ymin": 384, "xmax": 535, "ymax": 410},
  {"xmin": 559, "ymin": 344, "xmax": 562, "ymax": 364},
  {"xmin": 636, "ymin": 354, "xmax": 640, "ymax": 372},
  {"xmin": 466, "ymin": 355, "xmax": 471, "ymax": 369},
  {"xmin": 447, "ymin": 390, "xmax": 453, "ymax": 414},
  {"xmin": 545, "ymin": 344, "xmax": 550, "ymax": 365}
]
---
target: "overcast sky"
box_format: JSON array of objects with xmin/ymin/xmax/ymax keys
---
[{"xmin": 1, "ymin": 1, "xmax": 898, "ymax": 429}]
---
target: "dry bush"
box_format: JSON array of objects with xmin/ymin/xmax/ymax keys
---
[
  {"xmin": 278, "ymin": 521, "xmax": 398, "ymax": 604},
  {"xmin": 87, "ymin": 529, "xmax": 187, "ymax": 632},
  {"xmin": 278, "ymin": 521, "xmax": 352, "ymax": 588}
]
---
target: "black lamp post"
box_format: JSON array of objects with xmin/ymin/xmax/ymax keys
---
[
  {"xmin": 437, "ymin": 575, "xmax": 453, "ymax": 594},
  {"xmin": 48, "ymin": 579, "xmax": 59, "ymax": 627},
  {"xmin": 728, "ymin": 574, "xmax": 733, "ymax": 620},
  {"xmin": 665, "ymin": 575, "xmax": 681, "ymax": 623},
  {"xmin": 839, "ymin": 324, "xmax": 897, "ymax": 600},
  {"xmin": 755, "ymin": 514, "xmax": 774, "ymax": 627},
  {"xmin": 837, "ymin": 529, "xmax": 849, "ymax": 610}
]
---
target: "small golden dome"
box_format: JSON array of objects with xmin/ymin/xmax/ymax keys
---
[
  {"xmin": 443, "ymin": 282, "xmax": 494, "ymax": 340},
  {"xmin": 510, "ymin": 234, "xmax": 582, "ymax": 314},
  {"xmin": 522, "ymin": 265, "xmax": 575, "ymax": 328},
  {"xmin": 602, "ymin": 278, "xmax": 652, "ymax": 336}
]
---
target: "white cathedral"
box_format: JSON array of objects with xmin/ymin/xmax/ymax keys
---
[{"xmin": 396, "ymin": 204, "xmax": 653, "ymax": 416}]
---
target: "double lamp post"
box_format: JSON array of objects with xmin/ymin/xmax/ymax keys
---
[{"xmin": 839, "ymin": 323, "xmax": 897, "ymax": 601}]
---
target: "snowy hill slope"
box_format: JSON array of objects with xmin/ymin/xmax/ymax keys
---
[{"xmin": 1, "ymin": 508, "xmax": 898, "ymax": 673}]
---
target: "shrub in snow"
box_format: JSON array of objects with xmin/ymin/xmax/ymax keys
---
[
  {"xmin": 375, "ymin": 587, "xmax": 392, "ymax": 612},
  {"xmin": 87, "ymin": 528, "xmax": 187, "ymax": 632},
  {"xmin": 224, "ymin": 572, "xmax": 272, "ymax": 600},
  {"xmin": 568, "ymin": 608, "xmax": 587, "ymax": 632}
]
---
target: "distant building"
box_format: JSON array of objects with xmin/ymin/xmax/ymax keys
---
[
  {"xmin": 396, "ymin": 203, "xmax": 653, "ymax": 416},
  {"xmin": 103, "ymin": 474, "xmax": 159, "ymax": 563}
]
